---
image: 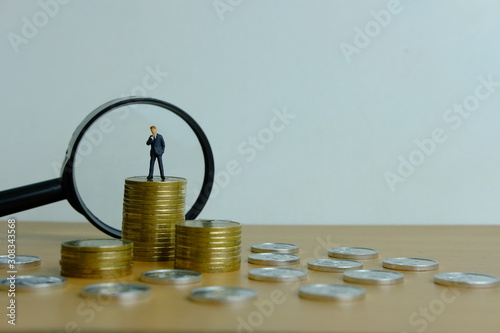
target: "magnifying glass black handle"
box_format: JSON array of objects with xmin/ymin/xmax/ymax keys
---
[{"xmin": 0, "ymin": 178, "xmax": 65, "ymax": 217}]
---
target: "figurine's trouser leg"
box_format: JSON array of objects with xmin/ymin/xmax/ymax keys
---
[
  {"xmin": 148, "ymin": 155, "xmax": 156, "ymax": 178},
  {"xmin": 158, "ymin": 155, "xmax": 165, "ymax": 178}
]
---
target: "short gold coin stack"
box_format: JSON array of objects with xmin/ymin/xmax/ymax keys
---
[
  {"xmin": 175, "ymin": 220, "xmax": 242, "ymax": 272},
  {"xmin": 122, "ymin": 176, "xmax": 187, "ymax": 261},
  {"xmin": 60, "ymin": 239, "xmax": 133, "ymax": 278}
]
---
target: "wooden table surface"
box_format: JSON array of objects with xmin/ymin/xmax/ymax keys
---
[{"xmin": 1, "ymin": 221, "xmax": 499, "ymax": 333}]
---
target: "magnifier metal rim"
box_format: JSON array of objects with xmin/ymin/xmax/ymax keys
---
[{"xmin": 60, "ymin": 97, "xmax": 214, "ymax": 238}]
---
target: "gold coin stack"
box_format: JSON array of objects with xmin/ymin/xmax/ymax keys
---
[
  {"xmin": 122, "ymin": 176, "xmax": 187, "ymax": 261},
  {"xmin": 175, "ymin": 220, "xmax": 242, "ymax": 272},
  {"xmin": 60, "ymin": 239, "xmax": 133, "ymax": 278}
]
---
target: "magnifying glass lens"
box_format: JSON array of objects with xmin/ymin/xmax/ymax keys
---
[{"xmin": 73, "ymin": 104, "xmax": 205, "ymax": 231}]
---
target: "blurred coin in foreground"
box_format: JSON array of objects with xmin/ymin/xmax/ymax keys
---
[
  {"xmin": 0, "ymin": 275, "xmax": 66, "ymax": 291},
  {"xmin": 0, "ymin": 255, "xmax": 41, "ymax": 269},
  {"xmin": 308, "ymin": 259, "xmax": 363, "ymax": 272},
  {"xmin": 343, "ymin": 270, "xmax": 404, "ymax": 285},
  {"xmin": 248, "ymin": 267, "xmax": 307, "ymax": 282},
  {"xmin": 328, "ymin": 247, "xmax": 379, "ymax": 259},
  {"xmin": 250, "ymin": 243, "xmax": 299, "ymax": 254},
  {"xmin": 434, "ymin": 272, "xmax": 500, "ymax": 288},
  {"xmin": 299, "ymin": 284, "xmax": 366, "ymax": 301},
  {"xmin": 248, "ymin": 253, "xmax": 300, "ymax": 266},
  {"xmin": 141, "ymin": 269, "xmax": 202, "ymax": 285},
  {"xmin": 80, "ymin": 283, "xmax": 150, "ymax": 302},
  {"xmin": 383, "ymin": 257, "xmax": 439, "ymax": 271},
  {"xmin": 189, "ymin": 286, "xmax": 257, "ymax": 304}
]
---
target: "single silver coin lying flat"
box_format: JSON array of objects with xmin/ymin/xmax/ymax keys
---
[
  {"xmin": 251, "ymin": 243, "xmax": 299, "ymax": 254},
  {"xmin": 189, "ymin": 286, "xmax": 257, "ymax": 304},
  {"xmin": 343, "ymin": 270, "xmax": 404, "ymax": 285},
  {"xmin": 0, "ymin": 255, "xmax": 41, "ymax": 269},
  {"xmin": 0, "ymin": 275, "xmax": 66, "ymax": 291},
  {"xmin": 248, "ymin": 253, "xmax": 300, "ymax": 266},
  {"xmin": 141, "ymin": 269, "xmax": 202, "ymax": 285},
  {"xmin": 383, "ymin": 258, "xmax": 439, "ymax": 271},
  {"xmin": 328, "ymin": 247, "xmax": 379, "ymax": 259},
  {"xmin": 434, "ymin": 272, "xmax": 500, "ymax": 288},
  {"xmin": 248, "ymin": 267, "xmax": 307, "ymax": 282},
  {"xmin": 299, "ymin": 284, "xmax": 366, "ymax": 301},
  {"xmin": 308, "ymin": 259, "xmax": 363, "ymax": 272},
  {"xmin": 80, "ymin": 283, "xmax": 150, "ymax": 301}
]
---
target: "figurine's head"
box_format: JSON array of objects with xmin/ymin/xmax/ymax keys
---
[{"xmin": 150, "ymin": 126, "xmax": 157, "ymax": 136}]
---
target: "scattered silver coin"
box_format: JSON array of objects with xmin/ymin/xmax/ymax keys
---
[
  {"xmin": 248, "ymin": 253, "xmax": 300, "ymax": 266},
  {"xmin": 434, "ymin": 272, "xmax": 500, "ymax": 288},
  {"xmin": 189, "ymin": 286, "xmax": 257, "ymax": 304},
  {"xmin": 80, "ymin": 283, "xmax": 151, "ymax": 301},
  {"xmin": 328, "ymin": 247, "xmax": 379, "ymax": 259},
  {"xmin": 308, "ymin": 259, "xmax": 363, "ymax": 272},
  {"xmin": 250, "ymin": 243, "xmax": 299, "ymax": 254},
  {"xmin": 248, "ymin": 267, "xmax": 307, "ymax": 282},
  {"xmin": 140, "ymin": 269, "xmax": 202, "ymax": 285},
  {"xmin": 383, "ymin": 257, "xmax": 439, "ymax": 271},
  {"xmin": 0, "ymin": 275, "xmax": 66, "ymax": 291},
  {"xmin": 343, "ymin": 270, "xmax": 404, "ymax": 285},
  {"xmin": 299, "ymin": 284, "xmax": 366, "ymax": 301},
  {"xmin": 0, "ymin": 255, "xmax": 41, "ymax": 269}
]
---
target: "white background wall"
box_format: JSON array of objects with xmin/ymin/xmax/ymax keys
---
[{"xmin": 1, "ymin": 0, "xmax": 500, "ymax": 227}]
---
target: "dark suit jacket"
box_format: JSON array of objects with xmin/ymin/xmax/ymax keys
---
[{"xmin": 147, "ymin": 134, "xmax": 165, "ymax": 156}]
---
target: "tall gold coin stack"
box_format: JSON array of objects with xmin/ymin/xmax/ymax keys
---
[
  {"xmin": 60, "ymin": 239, "xmax": 133, "ymax": 278},
  {"xmin": 175, "ymin": 220, "xmax": 242, "ymax": 272},
  {"xmin": 122, "ymin": 176, "xmax": 187, "ymax": 262}
]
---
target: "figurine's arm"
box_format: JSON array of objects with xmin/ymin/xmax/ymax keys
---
[
  {"xmin": 160, "ymin": 136, "xmax": 165, "ymax": 150},
  {"xmin": 146, "ymin": 136, "xmax": 153, "ymax": 145}
]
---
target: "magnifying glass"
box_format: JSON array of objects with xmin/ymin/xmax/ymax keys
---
[{"xmin": 0, "ymin": 97, "xmax": 215, "ymax": 238}]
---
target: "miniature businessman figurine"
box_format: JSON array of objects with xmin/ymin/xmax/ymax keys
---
[{"xmin": 146, "ymin": 126, "xmax": 166, "ymax": 181}]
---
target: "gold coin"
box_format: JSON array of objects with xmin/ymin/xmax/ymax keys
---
[
  {"xmin": 123, "ymin": 208, "xmax": 185, "ymax": 215},
  {"xmin": 122, "ymin": 232, "xmax": 176, "ymax": 239},
  {"xmin": 174, "ymin": 261, "xmax": 240, "ymax": 273},
  {"xmin": 123, "ymin": 194, "xmax": 186, "ymax": 201},
  {"xmin": 132, "ymin": 242, "xmax": 175, "ymax": 247},
  {"xmin": 175, "ymin": 248, "xmax": 241, "ymax": 256},
  {"xmin": 60, "ymin": 254, "xmax": 132, "ymax": 262},
  {"xmin": 124, "ymin": 187, "xmax": 186, "ymax": 194},
  {"xmin": 175, "ymin": 228, "xmax": 241, "ymax": 234},
  {"xmin": 175, "ymin": 238, "xmax": 241, "ymax": 247},
  {"xmin": 60, "ymin": 264, "xmax": 132, "ymax": 274},
  {"xmin": 60, "ymin": 249, "xmax": 132, "ymax": 258},
  {"xmin": 61, "ymin": 267, "xmax": 132, "ymax": 279},
  {"xmin": 125, "ymin": 175, "xmax": 186, "ymax": 183},
  {"xmin": 123, "ymin": 218, "xmax": 185, "ymax": 224},
  {"xmin": 174, "ymin": 232, "xmax": 241, "ymax": 239},
  {"xmin": 176, "ymin": 220, "xmax": 241, "ymax": 230},
  {"xmin": 175, "ymin": 250, "xmax": 241, "ymax": 258},
  {"xmin": 134, "ymin": 257, "xmax": 174, "ymax": 262},
  {"xmin": 61, "ymin": 239, "xmax": 133, "ymax": 252},
  {"xmin": 122, "ymin": 225, "xmax": 176, "ymax": 233}
]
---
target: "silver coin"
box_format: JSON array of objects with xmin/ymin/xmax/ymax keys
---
[
  {"xmin": 383, "ymin": 257, "xmax": 439, "ymax": 271},
  {"xmin": 0, "ymin": 275, "xmax": 66, "ymax": 291},
  {"xmin": 343, "ymin": 270, "xmax": 404, "ymax": 285},
  {"xmin": 248, "ymin": 253, "xmax": 300, "ymax": 266},
  {"xmin": 80, "ymin": 283, "xmax": 151, "ymax": 301},
  {"xmin": 308, "ymin": 259, "xmax": 363, "ymax": 272},
  {"xmin": 141, "ymin": 269, "xmax": 202, "ymax": 285},
  {"xmin": 299, "ymin": 284, "xmax": 366, "ymax": 301},
  {"xmin": 248, "ymin": 267, "xmax": 307, "ymax": 282},
  {"xmin": 434, "ymin": 272, "xmax": 500, "ymax": 288},
  {"xmin": 328, "ymin": 247, "xmax": 379, "ymax": 259},
  {"xmin": 0, "ymin": 255, "xmax": 41, "ymax": 268},
  {"xmin": 251, "ymin": 243, "xmax": 299, "ymax": 254},
  {"xmin": 189, "ymin": 286, "xmax": 257, "ymax": 304}
]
